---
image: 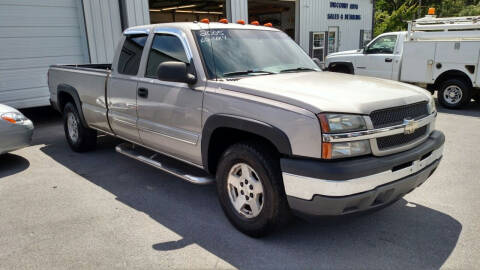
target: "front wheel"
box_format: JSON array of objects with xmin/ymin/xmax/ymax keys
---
[
  {"xmin": 63, "ymin": 102, "xmax": 97, "ymax": 152},
  {"xmin": 438, "ymin": 79, "xmax": 471, "ymax": 109},
  {"xmin": 216, "ymin": 142, "xmax": 290, "ymax": 237}
]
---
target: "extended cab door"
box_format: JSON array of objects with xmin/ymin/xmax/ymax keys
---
[
  {"xmin": 107, "ymin": 34, "xmax": 148, "ymax": 143},
  {"xmin": 136, "ymin": 30, "xmax": 204, "ymax": 165},
  {"xmin": 355, "ymin": 34, "xmax": 399, "ymax": 80}
]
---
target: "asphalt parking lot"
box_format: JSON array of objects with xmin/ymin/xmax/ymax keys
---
[{"xmin": 1, "ymin": 101, "xmax": 479, "ymax": 269}]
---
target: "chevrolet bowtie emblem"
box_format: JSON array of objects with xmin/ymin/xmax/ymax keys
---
[{"xmin": 403, "ymin": 119, "xmax": 419, "ymax": 135}]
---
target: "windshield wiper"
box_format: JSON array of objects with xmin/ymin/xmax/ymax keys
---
[
  {"xmin": 223, "ymin": 70, "xmax": 275, "ymax": 77},
  {"xmin": 279, "ymin": 67, "xmax": 317, "ymax": 73}
]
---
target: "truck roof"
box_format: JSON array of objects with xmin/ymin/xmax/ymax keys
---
[{"xmin": 124, "ymin": 22, "xmax": 280, "ymax": 35}]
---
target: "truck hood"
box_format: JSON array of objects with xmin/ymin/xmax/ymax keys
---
[
  {"xmin": 217, "ymin": 72, "xmax": 430, "ymax": 115},
  {"xmin": 327, "ymin": 49, "xmax": 362, "ymax": 58}
]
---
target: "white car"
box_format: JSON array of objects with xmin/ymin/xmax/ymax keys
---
[{"xmin": 0, "ymin": 104, "xmax": 34, "ymax": 155}]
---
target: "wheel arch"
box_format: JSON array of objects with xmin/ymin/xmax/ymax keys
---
[
  {"xmin": 327, "ymin": 62, "xmax": 354, "ymax": 74},
  {"xmin": 434, "ymin": 69, "xmax": 473, "ymax": 89},
  {"xmin": 57, "ymin": 84, "xmax": 88, "ymax": 127},
  {"xmin": 201, "ymin": 114, "xmax": 292, "ymax": 174}
]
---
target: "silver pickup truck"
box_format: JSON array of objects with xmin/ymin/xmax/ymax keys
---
[{"xmin": 48, "ymin": 22, "xmax": 444, "ymax": 237}]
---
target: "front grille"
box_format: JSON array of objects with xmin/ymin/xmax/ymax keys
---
[
  {"xmin": 377, "ymin": 125, "xmax": 428, "ymax": 150},
  {"xmin": 370, "ymin": 101, "xmax": 428, "ymax": 129}
]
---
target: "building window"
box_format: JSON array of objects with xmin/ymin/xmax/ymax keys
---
[
  {"xmin": 359, "ymin": 30, "xmax": 372, "ymax": 49},
  {"xmin": 145, "ymin": 34, "xmax": 189, "ymax": 78},
  {"xmin": 328, "ymin": 26, "xmax": 339, "ymax": 54},
  {"xmin": 117, "ymin": 35, "xmax": 148, "ymax": 75},
  {"xmin": 310, "ymin": 32, "xmax": 326, "ymax": 62}
]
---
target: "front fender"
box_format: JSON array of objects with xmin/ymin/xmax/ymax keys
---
[{"xmin": 201, "ymin": 114, "xmax": 292, "ymax": 171}]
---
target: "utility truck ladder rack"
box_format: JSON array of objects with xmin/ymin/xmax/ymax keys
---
[{"xmin": 407, "ymin": 15, "xmax": 480, "ymax": 41}]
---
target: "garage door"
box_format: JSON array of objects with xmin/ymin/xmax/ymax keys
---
[{"xmin": 0, "ymin": 0, "xmax": 89, "ymax": 109}]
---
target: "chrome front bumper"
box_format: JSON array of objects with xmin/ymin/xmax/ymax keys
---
[
  {"xmin": 281, "ymin": 130, "xmax": 444, "ymax": 216},
  {"xmin": 283, "ymin": 145, "xmax": 443, "ymax": 199}
]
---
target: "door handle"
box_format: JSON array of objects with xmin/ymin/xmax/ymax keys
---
[
  {"xmin": 385, "ymin": 58, "xmax": 393, "ymax": 63},
  {"xmin": 138, "ymin": 87, "xmax": 148, "ymax": 98}
]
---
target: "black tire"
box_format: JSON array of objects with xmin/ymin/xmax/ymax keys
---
[
  {"xmin": 438, "ymin": 78, "xmax": 471, "ymax": 109},
  {"xmin": 63, "ymin": 102, "xmax": 97, "ymax": 152},
  {"xmin": 216, "ymin": 142, "xmax": 290, "ymax": 237}
]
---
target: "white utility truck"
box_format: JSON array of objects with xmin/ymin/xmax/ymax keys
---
[{"xmin": 326, "ymin": 14, "xmax": 480, "ymax": 109}]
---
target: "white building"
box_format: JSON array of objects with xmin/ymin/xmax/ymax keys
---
[{"xmin": 0, "ymin": 0, "xmax": 373, "ymax": 108}]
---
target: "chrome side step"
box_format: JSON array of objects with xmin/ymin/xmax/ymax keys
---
[{"xmin": 115, "ymin": 143, "xmax": 214, "ymax": 185}]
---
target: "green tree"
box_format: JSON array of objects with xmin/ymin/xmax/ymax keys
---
[{"xmin": 374, "ymin": 0, "xmax": 480, "ymax": 36}]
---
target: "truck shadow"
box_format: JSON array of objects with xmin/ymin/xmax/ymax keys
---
[
  {"xmin": 435, "ymin": 98, "xmax": 480, "ymax": 117},
  {"xmin": 0, "ymin": 153, "xmax": 30, "ymax": 179},
  {"xmin": 39, "ymin": 133, "xmax": 462, "ymax": 270}
]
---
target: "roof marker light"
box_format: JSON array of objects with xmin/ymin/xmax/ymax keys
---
[
  {"xmin": 251, "ymin": 21, "xmax": 260, "ymax": 26},
  {"xmin": 428, "ymin": 7, "xmax": 436, "ymax": 15},
  {"xmin": 237, "ymin": 20, "xmax": 245, "ymax": 25},
  {"xmin": 200, "ymin": 18, "xmax": 210, "ymax": 24},
  {"xmin": 219, "ymin": 18, "xmax": 228, "ymax": 24},
  {"xmin": 264, "ymin": 22, "xmax": 273, "ymax": 27}
]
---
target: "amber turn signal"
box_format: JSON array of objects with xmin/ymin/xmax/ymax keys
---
[
  {"xmin": 317, "ymin": 114, "xmax": 330, "ymax": 133},
  {"xmin": 1, "ymin": 116, "xmax": 16, "ymax": 124},
  {"xmin": 321, "ymin": 142, "xmax": 332, "ymax": 159}
]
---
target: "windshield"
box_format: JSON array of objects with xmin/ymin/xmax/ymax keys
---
[{"xmin": 194, "ymin": 29, "xmax": 320, "ymax": 79}]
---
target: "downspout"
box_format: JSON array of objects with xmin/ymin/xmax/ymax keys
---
[
  {"xmin": 371, "ymin": 0, "xmax": 376, "ymax": 37},
  {"xmin": 118, "ymin": 0, "xmax": 127, "ymax": 30}
]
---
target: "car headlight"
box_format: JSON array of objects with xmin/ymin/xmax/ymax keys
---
[
  {"xmin": 427, "ymin": 97, "xmax": 436, "ymax": 114},
  {"xmin": 1, "ymin": 112, "xmax": 28, "ymax": 125},
  {"xmin": 318, "ymin": 113, "xmax": 367, "ymax": 133},
  {"xmin": 318, "ymin": 113, "xmax": 371, "ymax": 159},
  {"xmin": 323, "ymin": 140, "xmax": 372, "ymax": 159}
]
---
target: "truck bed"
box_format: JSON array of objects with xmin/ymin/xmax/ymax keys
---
[{"xmin": 48, "ymin": 63, "xmax": 112, "ymax": 133}]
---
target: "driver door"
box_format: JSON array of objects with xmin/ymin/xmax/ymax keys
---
[
  {"xmin": 355, "ymin": 34, "xmax": 398, "ymax": 80},
  {"xmin": 136, "ymin": 31, "xmax": 204, "ymax": 165}
]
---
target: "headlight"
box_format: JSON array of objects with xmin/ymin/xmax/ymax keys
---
[
  {"xmin": 427, "ymin": 97, "xmax": 436, "ymax": 114},
  {"xmin": 322, "ymin": 140, "xmax": 371, "ymax": 159},
  {"xmin": 318, "ymin": 113, "xmax": 370, "ymax": 159},
  {"xmin": 318, "ymin": 113, "xmax": 367, "ymax": 133},
  {"xmin": 1, "ymin": 112, "xmax": 28, "ymax": 124}
]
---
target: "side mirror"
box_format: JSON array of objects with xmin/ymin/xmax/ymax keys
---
[
  {"xmin": 312, "ymin": 57, "xmax": 323, "ymax": 68},
  {"xmin": 363, "ymin": 46, "xmax": 369, "ymax": 54},
  {"xmin": 157, "ymin": 61, "xmax": 197, "ymax": 85}
]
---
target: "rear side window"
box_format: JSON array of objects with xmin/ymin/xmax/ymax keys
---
[
  {"xmin": 117, "ymin": 35, "xmax": 148, "ymax": 75},
  {"xmin": 145, "ymin": 34, "xmax": 189, "ymax": 78}
]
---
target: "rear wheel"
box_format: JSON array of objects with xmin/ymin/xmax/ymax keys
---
[
  {"xmin": 216, "ymin": 142, "xmax": 290, "ymax": 237},
  {"xmin": 438, "ymin": 78, "xmax": 471, "ymax": 109},
  {"xmin": 63, "ymin": 102, "xmax": 97, "ymax": 152}
]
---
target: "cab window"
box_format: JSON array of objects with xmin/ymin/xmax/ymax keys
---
[
  {"xmin": 117, "ymin": 35, "xmax": 148, "ymax": 75},
  {"xmin": 366, "ymin": 35, "xmax": 397, "ymax": 54},
  {"xmin": 145, "ymin": 34, "xmax": 189, "ymax": 78}
]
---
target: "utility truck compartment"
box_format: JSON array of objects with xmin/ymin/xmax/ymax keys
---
[{"xmin": 400, "ymin": 41, "xmax": 436, "ymax": 83}]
